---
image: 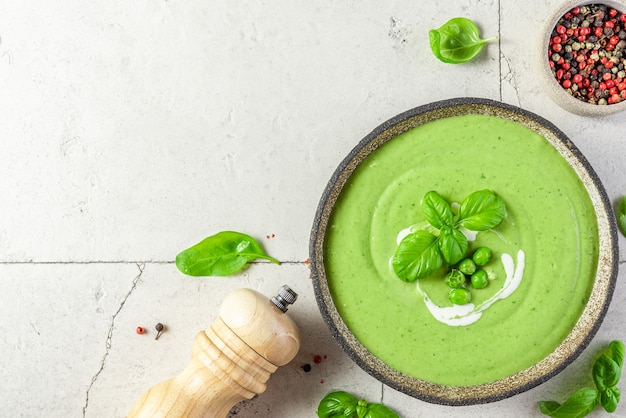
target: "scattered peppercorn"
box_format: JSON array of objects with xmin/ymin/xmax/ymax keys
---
[
  {"xmin": 549, "ymin": 3, "xmax": 626, "ymax": 105},
  {"xmin": 136, "ymin": 326, "xmax": 146, "ymax": 335},
  {"xmin": 301, "ymin": 364, "xmax": 312, "ymax": 372},
  {"xmin": 155, "ymin": 323, "xmax": 164, "ymax": 340}
]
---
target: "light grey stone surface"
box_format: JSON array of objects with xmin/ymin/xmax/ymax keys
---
[{"xmin": 0, "ymin": 0, "xmax": 624, "ymax": 417}]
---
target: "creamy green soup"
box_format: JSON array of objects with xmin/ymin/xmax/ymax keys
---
[{"xmin": 324, "ymin": 114, "xmax": 598, "ymax": 386}]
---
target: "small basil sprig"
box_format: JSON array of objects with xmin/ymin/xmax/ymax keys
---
[
  {"xmin": 539, "ymin": 340, "xmax": 624, "ymax": 417},
  {"xmin": 316, "ymin": 391, "xmax": 399, "ymax": 418},
  {"xmin": 175, "ymin": 231, "xmax": 280, "ymax": 276},
  {"xmin": 617, "ymin": 196, "xmax": 626, "ymax": 237},
  {"xmin": 392, "ymin": 190, "xmax": 505, "ymax": 281},
  {"xmin": 429, "ymin": 17, "xmax": 497, "ymax": 64}
]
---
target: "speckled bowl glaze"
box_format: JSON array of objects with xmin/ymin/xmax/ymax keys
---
[
  {"xmin": 309, "ymin": 98, "xmax": 618, "ymax": 405},
  {"xmin": 538, "ymin": 0, "xmax": 626, "ymax": 116}
]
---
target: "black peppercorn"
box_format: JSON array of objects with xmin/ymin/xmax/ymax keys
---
[{"xmin": 155, "ymin": 323, "xmax": 165, "ymax": 340}]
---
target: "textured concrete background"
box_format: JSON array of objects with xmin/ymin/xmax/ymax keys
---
[{"xmin": 0, "ymin": 1, "xmax": 625, "ymax": 417}]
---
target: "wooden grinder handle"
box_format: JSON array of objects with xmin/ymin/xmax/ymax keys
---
[{"xmin": 128, "ymin": 286, "xmax": 300, "ymax": 418}]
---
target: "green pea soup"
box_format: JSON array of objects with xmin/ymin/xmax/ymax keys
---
[{"xmin": 321, "ymin": 111, "xmax": 602, "ymax": 388}]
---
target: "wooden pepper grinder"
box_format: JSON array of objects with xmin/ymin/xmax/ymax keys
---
[{"xmin": 128, "ymin": 285, "xmax": 300, "ymax": 418}]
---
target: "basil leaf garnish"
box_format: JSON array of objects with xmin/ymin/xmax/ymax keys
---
[
  {"xmin": 392, "ymin": 189, "xmax": 506, "ymax": 283},
  {"xmin": 457, "ymin": 189, "xmax": 506, "ymax": 231},
  {"xmin": 597, "ymin": 340, "xmax": 624, "ymax": 412},
  {"xmin": 316, "ymin": 391, "xmax": 358, "ymax": 418},
  {"xmin": 608, "ymin": 340, "xmax": 624, "ymax": 370},
  {"xmin": 618, "ymin": 196, "xmax": 626, "ymax": 238},
  {"xmin": 538, "ymin": 401, "xmax": 562, "ymax": 415},
  {"xmin": 364, "ymin": 403, "xmax": 400, "ymax": 418},
  {"xmin": 539, "ymin": 387, "xmax": 599, "ymax": 418},
  {"xmin": 175, "ymin": 231, "xmax": 280, "ymax": 276},
  {"xmin": 422, "ymin": 191, "xmax": 454, "ymax": 229},
  {"xmin": 356, "ymin": 400, "xmax": 368, "ymax": 418},
  {"xmin": 539, "ymin": 340, "xmax": 624, "ymax": 417},
  {"xmin": 429, "ymin": 17, "xmax": 497, "ymax": 64},
  {"xmin": 600, "ymin": 387, "xmax": 620, "ymax": 413},
  {"xmin": 438, "ymin": 225, "xmax": 468, "ymax": 265},
  {"xmin": 593, "ymin": 353, "xmax": 620, "ymax": 391},
  {"xmin": 316, "ymin": 391, "xmax": 399, "ymax": 418},
  {"xmin": 392, "ymin": 230, "xmax": 443, "ymax": 281}
]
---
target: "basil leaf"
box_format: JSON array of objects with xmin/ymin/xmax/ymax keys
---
[
  {"xmin": 593, "ymin": 353, "xmax": 620, "ymax": 391},
  {"xmin": 175, "ymin": 231, "xmax": 280, "ymax": 276},
  {"xmin": 438, "ymin": 226, "xmax": 468, "ymax": 265},
  {"xmin": 607, "ymin": 339, "xmax": 625, "ymax": 370},
  {"xmin": 539, "ymin": 387, "xmax": 599, "ymax": 418},
  {"xmin": 392, "ymin": 230, "xmax": 443, "ymax": 281},
  {"xmin": 356, "ymin": 401, "xmax": 368, "ymax": 418},
  {"xmin": 429, "ymin": 17, "xmax": 497, "ymax": 64},
  {"xmin": 422, "ymin": 191, "xmax": 454, "ymax": 229},
  {"xmin": 316, "ymin": 391, "xmax": 358, "ymax": 418},
  {"xmin": 457, "ymin": 189, "xmax": 506, "ymax": 231},
  {"xmin": 539, "ymin": 401, "xmax": 563, "ymax": 415},
  {"xmin": 618, "ymin": 196, "xmax": 626, "ymax": 238},
  {"xmin": 600, "ymin": 387, "xmax": 620, "ymax": 413},
  {"xmin": 363, "ymin": 403, "xmax": 400, "ymax": 418}
]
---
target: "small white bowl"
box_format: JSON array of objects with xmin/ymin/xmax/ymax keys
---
[{"xmin": 538, "ymin": 0, "xmax": 626, "ymax": 116}]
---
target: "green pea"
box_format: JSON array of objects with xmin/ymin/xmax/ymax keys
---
[
  {"xmin": 444, "ymin": 269, "xmax": 466, "ymax": 288},
  {"xmin": 458, "ymin": 258, "xmax": 476, "ymax": 275},
  {"xmin": 472, "ymin": 247, "xmax": 492, "ymax": 266},
  {"xmin": 471, "ymin": 269, "xmax": 489, "ymax": 289},
  {"xmin": 449, "ymin": 288, "xmax": 472, "ymax": 305}
]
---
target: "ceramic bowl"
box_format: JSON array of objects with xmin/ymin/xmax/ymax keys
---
[
  {"xmin": 538, "ymin": 0, "xmax": 626, "ymax": 116},
  {"xmin": 309, "ymin": 98, "xmax": 618, "ymax": 405}
]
